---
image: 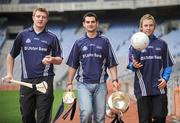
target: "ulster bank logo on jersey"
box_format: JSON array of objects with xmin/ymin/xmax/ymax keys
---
[{"xmin": 25, "ymin": 38, "xmax": 31, "ymax": 43}]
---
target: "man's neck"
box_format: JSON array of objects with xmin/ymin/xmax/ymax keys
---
[
  {"xmin": 87, "ymin": 31, "xmax": 97, "ymax": 38},
  {"xmin": 33, "ymin": 25, "xmax": 45, "ymax": 33}
]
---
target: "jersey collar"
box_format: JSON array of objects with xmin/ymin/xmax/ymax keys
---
[{"xmin": 29, "ymin": 26, "xmax": 48, "ymax": 33}]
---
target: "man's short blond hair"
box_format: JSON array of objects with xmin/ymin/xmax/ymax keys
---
[
  {"xmin": 139, "ymin": 14, "xmax": 156, "ymax": 31},
  {"xmin": 32, "ymin": 7, "xmax": 49, "ymax": 17}
]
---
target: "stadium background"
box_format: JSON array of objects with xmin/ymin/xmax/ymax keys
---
[{"xmin": 0, "ymin": 0, "xmax": 180, "ymax": 122}]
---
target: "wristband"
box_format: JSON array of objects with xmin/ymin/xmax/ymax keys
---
[{"xmin": 112, "ymin": 79, "xmax": 118, "ymax": 83}]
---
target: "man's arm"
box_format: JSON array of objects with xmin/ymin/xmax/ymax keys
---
[
  {"xmin": 109, "ymin": 66, "xmax": 117, "ymax": 80},
  {"xmin": 66, "ymin": 67, "xmax": 77, "ymax": 91},
  {"xmin": 50, "ymin": 56, "xmax": 62, "ymax": 64},
  {"xmin": 109, "ymin": 66, "xmax": 118, "ymax": 89},
  {"xmin": 5, "ymin": 54, "xmax": 15, "ymax": 82},
  {"xmin": 42, "ymin": 55, "xmax": 62, "ymax": 65}
]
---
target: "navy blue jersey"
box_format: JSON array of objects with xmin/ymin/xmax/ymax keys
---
[
  {"xmin": 128, "ymin": 35, "xmax": 175, "ymax": 98},
  {"xmin": 10, "ymin": 27, "xmax": 63, "ymax": 79},
  {"xmin": 66, "ymin": 33, "xmax": 118, "ymax": 84}
]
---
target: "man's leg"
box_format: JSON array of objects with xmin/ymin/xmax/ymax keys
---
[
  {"xmin": 77, "ymin": 82, "xmax": 94, "ymax": 123},
  {"xmin": 93, "ymin": 83, "xmax": 107, "ymax": 123},
  {"xmin": 20, "ymin": 86, "xmax": 36, "ymax": 123},
  {"xmin": 152, "ymin": 95, "xmax": 168, "ymax": 123},
  {"xmin": 36, "ymin": 92, "xmax": 54, "ymax": 123},
  {"xmin": 137, "ymin": 96, "xmax": 152, "ymax": 123},
  {"xmin": 36, "ymin": 76, "xmax": 54, "ymax": 123}
]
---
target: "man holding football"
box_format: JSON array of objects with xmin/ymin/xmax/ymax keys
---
[{"xmin": 127, "ymin": 14, "xmax": 175, "ymax": 123}]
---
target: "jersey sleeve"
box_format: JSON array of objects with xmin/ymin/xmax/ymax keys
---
[
  {"xmin": 105, "ymin": 40, "xmax": 118, "ymax": 68},
  {"xmin": 10, "ymin": 32, "xmax": 22, "ymax": 58},
  {"xmin": 66, "ymin": 41, "xmax": 80, "ymax": 69},
  {"xmin": 162, "ymin": 42, "xmax": 175, "ymax": 68},
  {"xmin": 161, "ymin": 66, "xmax": 172, "ymax": 82},
  {"xmin": 51, "ymin": 36, "xmax": 63, "ymax": 58}
]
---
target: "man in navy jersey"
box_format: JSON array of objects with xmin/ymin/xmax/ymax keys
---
[
  {"xmin": 66, "ymin": 12, "xmax": 119, "ymax": 123},
  {"xmin": 4, "ymin": 7, "xmax": 63, "ymax": 123},
  {"xmin": 127, "ymin": 14, "xmax": 175, "ymax": 123}
]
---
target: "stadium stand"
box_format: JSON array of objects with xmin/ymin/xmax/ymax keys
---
[
  {"xmin": 162, "ymin": 29, "xmax": 180, "ymax": 57},
  {"xmin": 47, "ymin": 21, "xmax": 64, "ymax": 41},
  {"xmin": 0, "ymin": 34, "xmax": 4, "ymax": 48},
  {"xmin": 0, "ymin": 29, "xmax": 6, "ymax": 49},
  {"xmin": 19, "ymin": 0, "xmax": 95, "ymax": 3},
  {"xmin": 0, "ymin": 0, "xmax": 11, "ymax": 4},
  {"xmin": 105, "ymin": 19, "xmax": 138, "ymax": 55},
  {"xmin": 60, "ymin": 21, "xmax": 79, "ymax": 57}
]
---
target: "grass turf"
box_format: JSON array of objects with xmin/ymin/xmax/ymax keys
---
[{"xmin": 0, "ymin": 90, "xmax": 75, "ymax": 123}]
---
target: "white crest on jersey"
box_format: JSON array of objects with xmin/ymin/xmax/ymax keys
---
[
  {"xmin": 25, "ymin": 38, "xmax": 31, "ymax": 43},
  {"xmin": 82, "ymin": 46, "xmax": 88, "ymax": 51}
]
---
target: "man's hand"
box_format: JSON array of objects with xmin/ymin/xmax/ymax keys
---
[
  {"xmin": 42, "ymin": 55, "xmax": 52, "ymax": 65},
  {"xmin": 112, "ymin": 79, "xmax": 121, "ymax": 91},
  {"xmin": 132, "ymin": 57, "xmax": 143, "ymax": 69},
  {"xmin": 2, "ymin": 75, "xmax": 13, "ymax": 83},
  {"xmin": 158, "ymin": 78, "xmax": 167, "ymax": 89}
]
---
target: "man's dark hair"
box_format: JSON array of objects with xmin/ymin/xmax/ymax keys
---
[{"xmin": 82, "ymin": 12, "xmax": 98, "ymax": 22}]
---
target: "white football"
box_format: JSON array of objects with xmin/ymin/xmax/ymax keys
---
[{"xmin": 131, "ymin": 32, "xmax": 149, "ymax": 51}]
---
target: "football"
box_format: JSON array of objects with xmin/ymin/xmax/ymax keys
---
[{"xmin": 131, "ymin": 32, "xmax": 149, "ymax": 51}]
